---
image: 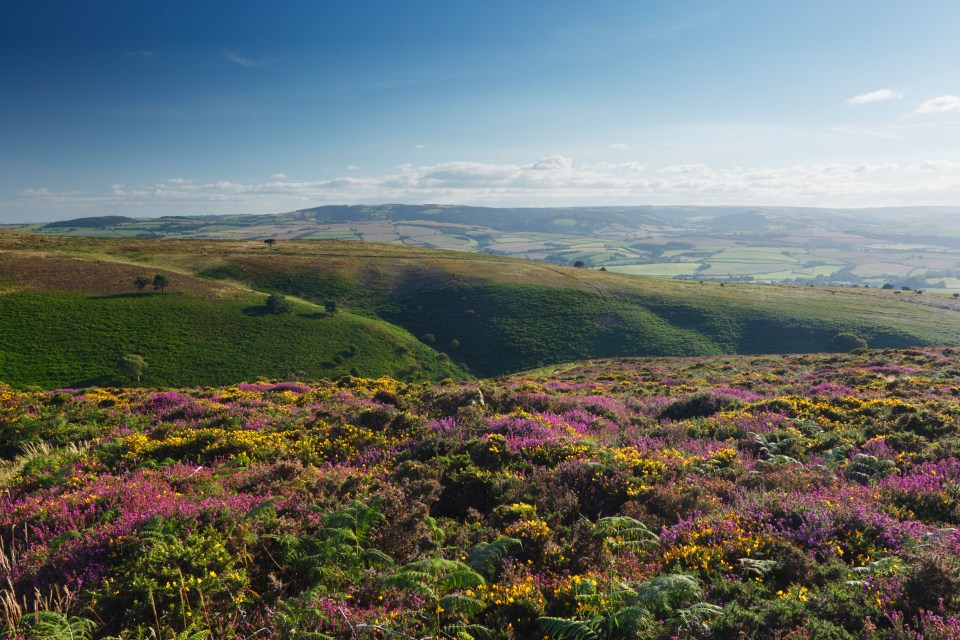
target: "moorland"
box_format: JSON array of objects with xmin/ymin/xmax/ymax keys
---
[
  {"xmin": 4, "ymin": 219, "xmax": 960, "ymax": 639},
  {"xmin": 2, "ymin": 348, "xmax": 960, "ymax": 638}
]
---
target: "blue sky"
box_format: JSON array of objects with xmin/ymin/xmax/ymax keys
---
[{"xmin": 3, "ymin": 0, "xmax": 960, "ymax": 222}]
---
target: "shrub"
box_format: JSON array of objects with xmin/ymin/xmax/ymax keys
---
[
  {"xmin": 831, "ymin": 332, "xmax": 867, "ymax": 352},
  {"xmin": 265, "ymin": 293, "xmax": 293, "ymax": 314}
]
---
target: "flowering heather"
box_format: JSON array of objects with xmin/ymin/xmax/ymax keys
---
[{"xmin": 1, "ymin": 348, "xmax": 960, "ymax": 638}]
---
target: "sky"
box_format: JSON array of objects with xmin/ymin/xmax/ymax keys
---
[{"xmin": 3, "ymin": 0, "xmax": 960, "ymax": 222}]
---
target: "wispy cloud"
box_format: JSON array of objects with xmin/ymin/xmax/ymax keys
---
[
  {"xmin": 221, "ymin": 50, "xmax": 263, "ymax": 69},
  {"xmin": 608, "ymin": 143, "xmax": 629, "ymax": 149},
  {"xmin": 272, "ymin": 173, "xmax": 288, "ymax": 179},
  {"xmin": 123, "ymin": 50, "xmax": 156, "ymax": 57},
  {"xmin": 414, "ymin": 144, "xmax": 427, "ymax": 149},
  {"xmin": 845, "ymin": 89, "xmax": 901, "ymax": 105},
  {"xmin": 17, "ymin": 188, "xmax": 52, "ymax": 197},
  {"xmin": 917, "ymin": 95, "xmax": 960, "ymax": 114}
]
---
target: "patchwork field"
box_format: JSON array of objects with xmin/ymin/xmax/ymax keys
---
[{"xmin": 18, "ymin": 204, "xmax": 960, "ymax": 290}]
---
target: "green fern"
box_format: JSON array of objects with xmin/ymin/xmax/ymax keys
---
[
  {"xmin": 634, "ymin": 573, "xmax": 702, "ymax": 612},
  {"xmin": 272, "ymin": 500, "xmax": 394, "ymax": 595},
  {"xmin": 538, "ymin": 616, "xmax": 601, "ymax": 640},
  {"xmin": 466, "ymin": 537, "xmax": 522, "ymax": 578},
  {"xmin": 539, "ymin": 573, "xmax": 715, "ymax": 640},
  {"xmin": 596, "ymin": 516, "xmax": 659, "ymax": 552},
  {"xmin": 442, "ymin": 622, "xmax": 495, "ymax": 640},
  {"xmin": 17, "ymin": 611, "xmax": 97, "ymax": 640}
]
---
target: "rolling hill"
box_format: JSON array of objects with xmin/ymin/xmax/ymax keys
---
[
  {"xmin": 17, "ymin": 204, "xmax": 960, "ymax": 290},
  {"xmin": 4, "ymin": 230, "xmax": 960, "ymax": 387},
  {"xmin": 0, "ymin": 233, "xmax": 465, "ymax": 388}
]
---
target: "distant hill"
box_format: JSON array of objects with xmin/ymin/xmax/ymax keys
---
[
  {"xmin": 21, "ymin": 204, "xmax": 960, "ymax": 291},
  {"xmin": 44, "ymin": 215, "xmax": 137, "ymax": 228}
]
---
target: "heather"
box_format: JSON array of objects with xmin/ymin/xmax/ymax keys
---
[{"xmin": 2, "ymin": 349, "xmax": 960, "ymax": 638}]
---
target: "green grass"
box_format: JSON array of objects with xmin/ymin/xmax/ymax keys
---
[
  {"xmin": 379, "ymin": 283, "xmax": 724, "ymax": 376},
  {"xmin": 0, "ymin": 291, "xmax": 464, "ymax": 388},
  {"xmin": 375, "ymin": 281, "xmax": 946, "ymax": 376},
  {"xmin": 607, "ymin": 263, "xmax": 701, "ymax": 276}
]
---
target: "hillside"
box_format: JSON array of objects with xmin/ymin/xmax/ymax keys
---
[
  {"xmin": 0, "ymin": 234, "xmax": 464, "ymax": 388},
  {"xmin": 4, "ymin": 230, "xmax": 960, "ymax": 385},
  {"xmin": 19, "ymin": 204, "xmax": 960, "ymax": 291},
  {"xmin": 3, "ymin": 348, "xmax": 960, "ymax": 638}
]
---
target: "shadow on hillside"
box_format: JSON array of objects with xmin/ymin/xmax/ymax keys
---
[
  {"xmin": 298, "ymin": 312, "xmax": 331, "ymax": 320},
  {"xmin": 89, "ymin": 293, "xmax": 155, "ymax": 300},
  {"xmin": 242, "ymin": 305, "xmax": 271, "ymax": 316},
  {"xmin": 69, "ymin": 375, "xmax": 114, "ymax": 388}
]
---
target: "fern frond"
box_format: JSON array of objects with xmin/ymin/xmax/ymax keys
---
[
  {"xmin": 597, "ymin": 517, "xmax": 659, "ymax": 551},
  {"xmin": 439, "ymin": 593, "xmax": 486, "ymax": 616},
  {"xmin": 467, "ymin": 537, "xmax": 522, "ymax": 578},
  {"xmin": 538, "ymin": 616, "xmax": 600, "ymax": 640},
  {"xmin": 19, "ymin": 610, "xmax": 97, "ymax": 640},
  {"xmin": 738, "ymin": 557, "xmax": 777, "ymax": 576},
  {"xmin": 633, "ymin": 573, "xmax": 702, "ymax": 611},
  {"xmin": 360, "ymin": 547, "xmax": 395, "ymax": 568},
  {"xmin": 443, "ymin": 622, "xmax": 494, "ymax": 640}
]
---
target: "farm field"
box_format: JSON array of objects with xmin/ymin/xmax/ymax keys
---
[
  {"xmin": 3, "ymin": 348, "xmax": 960, "ymax": 637},
  {"xmin": 18, "ymin": 204, "xmax": 960, "ymax": 291}
]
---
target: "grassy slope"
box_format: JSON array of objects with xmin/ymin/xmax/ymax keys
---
[
  {"xmin": 0, "ymin": 234, "xmax": 464, "ymax": 388},
  {"xmin": 5, "ymin": 231, "xmax": 960, "ymax": 380}
]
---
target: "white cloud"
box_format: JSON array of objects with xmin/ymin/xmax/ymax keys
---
[
  {"xmin": 608, "ymin": 143, "xmax": 629, "ymax": 149},
  {"xmin": 845, "ymin": 89, "xmax": 901, "ymax": 105},
  {"xmin": 414, "ymin": 144, "xmax": 427, "ymax": 149},
  {"xmin": 272, "ymin": 173, "xmax": 288, "ymax": 179},
  {"xmin": 920, "ymin": 160, "xmax": 960, "ymax": 171},
  {"xmin": 917, "ymin": 95, "xmax": 960, "ymax": 114},
  {"xmin": 221, "ymin": 50, "xmax": 262, "ymax": 69},
  {"xmin": 346, "ymin": 165, "xmax": 362, "ymax": 171},
  {"xmin": 661, "ymin": 164, "xmax": 712, "ymax": 175},
  {"xmin": 12, "ymin": 156, "xmax": 960, "ymax": 216}
]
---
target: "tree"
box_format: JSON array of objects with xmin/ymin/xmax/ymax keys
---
[
  {"xmin": 117, "ymin": 354, "xmax": 147, "ymax": 384},
  {"xmin": 265, "ymin": 293, "xmax": 293, "ymax": 314},
  {"xmin": 573, "ymin": 260, "xmax": 586, "ymax": 268},
  {"xmin": 324, "ymin": 300, "xmax": 338, "ymax": 314},
  {"xmin": 264, "ymin": 238, "xmax": 276, "ymax": 248},
  {"xmin": 133, "ymin": 275, "xmax": 150, "ymax": 293},
  {"xmin": 832, "ymin": 332, "xmax": 867, "ymax": 352},
  {"xmin": 881, "ymin": 283, "xmax": 894, "ymax": 290},
  {"xmin": 152, "ymin": 273, "xmax": 169, "ymax": 293}
]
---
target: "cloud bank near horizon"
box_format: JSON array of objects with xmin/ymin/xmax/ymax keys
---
[{"xmin": 10, "ymin": 155, "xmax": 960, "ymax": 222}]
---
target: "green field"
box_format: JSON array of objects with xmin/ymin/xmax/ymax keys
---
[
  {"xmin": 0, "ymin": 291, "xmax": 464, "ymax": 388},
  {"xmin": 608, "ymin": 263, "xmax": 701, "ymax": 276}
]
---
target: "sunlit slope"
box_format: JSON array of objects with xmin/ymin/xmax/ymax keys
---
[
  {"xmin": 0, "ymin": 234, "xmax": 464, "ymax": 388},
  {"xmin": 4, "ymin": 231, "xmax": 960, "ymax": 378}
]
